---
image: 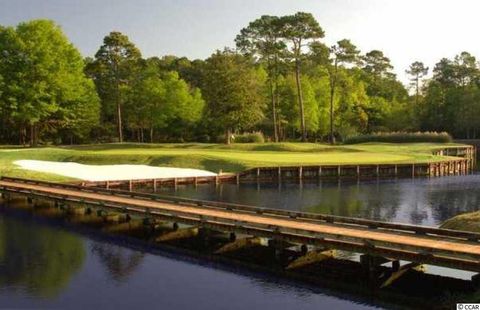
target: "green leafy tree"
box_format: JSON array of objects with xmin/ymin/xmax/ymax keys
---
[
  {"xmin": 0, "ymin": 19, "xmax": 99, "ymax": 146},
  {"xmin": 406, "ymin": 61, "xmax": 428, "ymax": 105},
  {"xmin": 202, "ymin": 49, "xmax": 266, "ymax": 144},
  {"xmin": 236, "ymin": 15, "xmax": 286, "ymax": 142},
  {"xmin": 127, "ymin": 60, "xmax": 204, "ymax": 142},
  {"xmin": 87, "ymin": 31, "xmax": 141, "ymax": 142},
  {"xmin": 424, "ymin": 52, "xmax": 480, "ymax": 137},
  {"xmin": 280, "ymin": 12, "xmax": 324, "ymax": 141},
  {"xmin": 328, "ymin": 39, "xmax": 360, "ymax": 143}
]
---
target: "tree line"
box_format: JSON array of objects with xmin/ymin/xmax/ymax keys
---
[{"xmin": 1, "ymin": 14, "xmax": 480, "ymax": 146}]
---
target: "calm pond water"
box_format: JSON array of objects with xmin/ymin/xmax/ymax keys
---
[{"xmin": 2, "ymin": 174, "xmax": 480, "ymax": 309}]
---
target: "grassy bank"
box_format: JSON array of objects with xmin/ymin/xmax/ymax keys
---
[
  {"xmin": 441, "ymin": 212, "xmax": 480, "ymax": 232},
  {"xmin": 0, "ymin": 142, "xmax": 468, "ymax": 182}
]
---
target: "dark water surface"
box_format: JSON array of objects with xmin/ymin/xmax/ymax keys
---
[{"xmin": 2, "ymin": 174, "xmax": 480, "ymax": 309}]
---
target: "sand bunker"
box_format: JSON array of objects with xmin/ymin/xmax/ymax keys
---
[{"xmin": 14, "ymin": 160, "xmax": 217, "ymax": 182}]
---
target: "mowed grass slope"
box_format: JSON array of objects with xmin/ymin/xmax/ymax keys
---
[{"xmin": 0, "ymin": 142, "xmax": 467, "ymax": 182}]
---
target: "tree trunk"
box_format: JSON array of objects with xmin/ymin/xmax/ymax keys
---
[
  {"xmin": 20, "ymin": 125, "xmax": 26, "ymax": 146},
  {"xmin": 30, "ymin": 123, "xmax": 39, "ymax": 147},
  {"xmin": 294, "ymin": 59, "xmax": 306, "ymax": 142},
  {"xmin": 415, "ymin": 77, "xmax": 419, "ymax": 106},
  {"xmin": 117, "ymin": 101, "xmax": 123, "ymax": 143},
  {"xmin": 29, "ymin": 123, "xmax": 39, "ymax": 147},
  {"xmin": 225, "ymin": 128, "xmax": 231, "ymax": 145},
  {"xmin": 329, "ymin": 62, "xmax": 338, "ymax": 145},
  {"xmin": 150, "ymin": 127, "xmax": 154, "ymax": 143},
  {"xmin": 269, "ymin": 79, "xmax": 279, "ymax": 142},
  {"xmin": 275, "ymin": 78, "xmax": 281, "ymax": 142}
]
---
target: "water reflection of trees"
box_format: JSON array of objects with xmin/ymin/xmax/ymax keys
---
[
  {"xmin": 91, "ymin": 243, "xmax": 144, "ymax": 282},
  {"xmin": 0, "ymin": 215, "xmax": 85, "ymax": 298}
]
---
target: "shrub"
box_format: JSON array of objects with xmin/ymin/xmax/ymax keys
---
[
  {"xmin": 343, "ymin": 131, "xmax": 453, "ymax": 144},
  {"xmin": 233, "ymin": 132, "xmax": 265, "ymax": 143}
]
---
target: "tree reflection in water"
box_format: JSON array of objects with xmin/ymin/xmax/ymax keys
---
[
  {"xmin": 91, "ymin": 243, "xmax": 145, "ymax": 283},
  {"xmin": 0, "ymin": 215, "xmax": 85, "ymax": 298}
]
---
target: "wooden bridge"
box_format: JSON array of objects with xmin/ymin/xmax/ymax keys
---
[{"xmin": 1, "ymin": 176, "xmax": 480, "ymax": 286}]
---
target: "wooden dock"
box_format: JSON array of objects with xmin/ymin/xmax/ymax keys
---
[{"xmin": 1, "ymin": 176, "xmax": 480, "ymax": 281}]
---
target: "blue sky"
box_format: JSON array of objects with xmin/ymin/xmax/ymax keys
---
[{"xmin": 1, "ymin": 0, "xmax": 480, "ymax": 84}]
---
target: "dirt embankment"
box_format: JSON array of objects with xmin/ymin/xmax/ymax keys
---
[{"xmin": 441, "ymin": 211, "xmax": 480, "ymax": 232}]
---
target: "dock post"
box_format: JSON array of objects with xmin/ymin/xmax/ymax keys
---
[
  {"xmin": 337, "ymin": 166, "xmax": 341, "ymax": 177},
  {"xmin": 298, "ymin": 166, "xmax": 303, "ymax": 180},
  {"xmin": 153, "ymin": 179, "xmax": 157, "ymax": 192},
  {"xmin": 411, "ymin": 164, "xmax": 415, "ymax": 178},
  {"xmin": 128, "ymin": 180, "xmax": 133, "ymax": 192},
  {"xmin": 376, "ymin": 165, "xmax": 379, "ymax": 177},
  {"xmin": 318, "ymin": 166, "xmax": 322, "ymax": 180},
  {"xmin": 394, "ymin": 164, "xmax": 398, "ymax": 177},
  {"xmin": 106, "ymin": 181, "xmax": 110, "ymax": 190},
  {"xmin": 236, "ymin": 174, "xmax": 240, "ymax": 185},
  {"xmin": 278, "ymin": 167, "xmax": 281, "ymax": 182},
  {"xmin": 356, "ymin": 165, "xmax": 360, "ymax": 178}
]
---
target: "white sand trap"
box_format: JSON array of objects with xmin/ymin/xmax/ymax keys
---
[{"xmin": 14, "ymin": 160, "xmax": 217, "ymax": 182}]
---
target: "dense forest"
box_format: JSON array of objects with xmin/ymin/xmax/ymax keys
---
[{"xmin": 1, "ymin": 13, "xmax": 479, "ymax": 146}]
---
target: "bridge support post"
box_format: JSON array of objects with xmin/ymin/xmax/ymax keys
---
[{"xmin": 360, "ymin": 254, "xmax": 390, "ymax": 285}]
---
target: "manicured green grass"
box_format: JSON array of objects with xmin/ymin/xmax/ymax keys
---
[{"xmin": 0, "ymin": 142, "xmax": 468, "ymax": 182}]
